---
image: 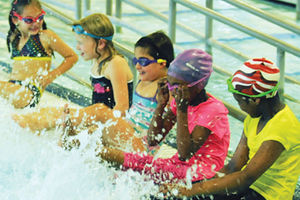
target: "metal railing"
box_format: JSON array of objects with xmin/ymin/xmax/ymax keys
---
[
  {"xmin": 112, "ymin": 0, "xmax": 300, "ymax": 103},
  {"xmin": 39, "ymin": 1, "xmax": 248, "ymax": 121},
  {"xmin": 42, "ymin": 0, "xmax": 83, "ymax": 20}
]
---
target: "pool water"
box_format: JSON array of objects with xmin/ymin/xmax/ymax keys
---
[{"xmin": 0, "ymin": 102, "xmax": 158, "ymax": 200}]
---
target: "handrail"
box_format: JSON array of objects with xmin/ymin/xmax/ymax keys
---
[
  {"xmin": 115, "ymin": 0, "xmax": 300, "ymax": 87},
  {"xmin": 113, "ymin": 0, "xmax": 300, "ymax": 104},
  {"xmin": 224, "ymin": 0, "xmax": 300, "ymax": 35},
  {"xmin": 42, "ymin": 1, "xmax": 184, "ymax": 84},
  {"xmin": 42, "ymin": 0, "xmax": 82, "ymax": 19},
  {"xmin": 121, "ymin": 0, "xmax": 204, "ymax": 40},
  {"xmin": 174, "ymin": 0, "xmax": 300, "ymax": 57},
  {"xmin": 39, "ymin": 2, "xmax": 250, "ymax": 121},
  {"xmin": 169, "ymin": 0, "xmax": 300, "ymax": 100}
]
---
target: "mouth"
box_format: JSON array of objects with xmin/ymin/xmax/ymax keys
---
[{"xmin": 29, "ymin": 26, "xmax": 40, "ymax": 32}]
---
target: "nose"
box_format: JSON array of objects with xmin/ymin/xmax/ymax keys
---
[{"xmin": 135, "ymin": 63, "xmax": 142, "ymax": 70}]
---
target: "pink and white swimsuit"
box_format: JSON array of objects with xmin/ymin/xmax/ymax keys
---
[{"xmin": 123, "ymin": 94, "xmax": 230, "ymax": 183}]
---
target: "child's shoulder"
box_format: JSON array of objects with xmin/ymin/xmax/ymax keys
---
[
  {"xmin": 105, "ymin": 54, "xmax": 132, "ymax": 79},
  {"xmin": 39, "ymin": 29, "xmax": 60, "ymax": 42},
  {"xmin": 201, "ymin": 93, "xmax": 228, "ymax": 114},
  {"xmin": 110, "ymin": 55, "xmax": 127, "ymax": 65},
  {"xmin": 39, "ymin": 29, "xmax": 56, "ymax": 37},
  {"xmin": 107, "ymin": 55, "xmax": 129, "ymax": 71}
]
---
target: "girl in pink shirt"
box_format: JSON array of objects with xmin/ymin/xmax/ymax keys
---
[{"xmin": 99, "ymin": 49, "xmax": 230, "ymax": 184}]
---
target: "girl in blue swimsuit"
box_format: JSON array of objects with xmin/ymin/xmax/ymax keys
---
[{"xmin": 61, "ymin": 31, "xmax": 175, "ymax": 152}]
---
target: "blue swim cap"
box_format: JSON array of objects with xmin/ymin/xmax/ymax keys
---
[{"xmin": 167, "ymin": 49, "xmax": 213, "ymax": 90}]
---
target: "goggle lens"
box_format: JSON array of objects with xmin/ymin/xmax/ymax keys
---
[
  {"xmin": 13, "ymin": 10, "xmax": 45, "ymax": 24},
  {"xmin": 73, "ymin": 25, "xmax": 84, "ymax": 34},
  {"xmin": 23, "ymin": 14, "xmax": 44, "ymax": 24},
  {"xmin": 133, "ymin": 57, "xmax": 166, "ymax": 67},
  {"xmin": 132, "ymin": 57, "xmax": 156, "ymax": 66}
]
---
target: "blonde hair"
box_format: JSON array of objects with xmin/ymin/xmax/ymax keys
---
[{"xmin": 74, "ymin": 13, "xmax": 120, "ymax": 72}]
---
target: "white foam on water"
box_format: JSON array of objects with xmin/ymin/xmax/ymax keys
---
[{"xmin": 0, "ymin": 101, "xmax": 158, "ymax": 200}]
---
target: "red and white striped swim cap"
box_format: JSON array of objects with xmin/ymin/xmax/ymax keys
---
[{"xmin": 231, "ymin": 58, "xmax": 280, "ymax": 98}]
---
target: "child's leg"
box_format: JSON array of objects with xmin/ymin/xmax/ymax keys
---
[
  {"xmin": 68, "ymin": 103, "xmax": 146, "ymax": 152},
  {"xmin": 101, "ymin": 117, "xmax": 146, "ymax": 152},
  {"xmin": 69, "ymin": 103, "xmax": 119, "ymax": 127},
  {"xmin": 12, "ymin": 106, "xmax": 68, "ymax": 131},
  {"xmin": 0, "ymin": 81, "xmax": 34, "ymax": 109}
]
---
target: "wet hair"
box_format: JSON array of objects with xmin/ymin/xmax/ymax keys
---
[
  {"xmin": 73, "ymin": 13, "xmax": 118, "ymax": 73},
  {"xmin": 7, "ymin": 0, "xmax": 47, "ymax": 52},
  {"xmin": 134, "ymin": 31, "xmax": 174, "ymax": 68}
]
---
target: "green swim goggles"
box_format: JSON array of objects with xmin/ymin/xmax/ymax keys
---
[{"xmin": 227, "ymin": 77, "xmax": 279, "ymax": 98}]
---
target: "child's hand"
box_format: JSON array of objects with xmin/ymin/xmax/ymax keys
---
[
  {"xmin": 157, "ymin": 78, "xmax": 169, "ymax": 107},
  {"xmin": 159, "ymin": 183, "xmax": 190, "ymax": 198},
  {"xmin": 36, "ymin": 75, "xmax": 52, "ymax": 89},
  {"xmin": 173, "ymin": 85, "xmax": 190, "ymax": 112}
]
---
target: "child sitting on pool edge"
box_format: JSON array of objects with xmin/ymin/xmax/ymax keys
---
[
  {"xmin": 13, "ymin": 13, "xmax": 133, "ymax": 131},
  {"xmin": 163, "ymin": 58, "xmax": 300, "ymax": 200},
  {"xmin": 96, "ymin": 48, "xmax": 231, "ymax": 185}
]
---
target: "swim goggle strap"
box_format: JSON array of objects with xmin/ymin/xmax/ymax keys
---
[
  {"xmin": 72, "ymin": 24, "xmax": 113, "ymax": 41},
  {"xmin": 227, "ymin": 77, "xmax": 279, "ymax": 98},
  {"xmin": 13, "ymin": 10, "xmax": 46, "ymax": 24},
  {"xmin": 132, "ymin": 57, "xmax": 166, "ymax": 67},
  {"xmin": 166, "ymin": 75, "xmax": 209, "ymax": 91}
]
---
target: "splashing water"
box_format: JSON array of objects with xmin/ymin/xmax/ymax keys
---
[{"xmin": 0, "ymin": 101, "xmax": 158, "ymax": 200}]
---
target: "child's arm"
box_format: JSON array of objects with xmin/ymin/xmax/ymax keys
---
[
  {"xmin": 174, "ymin": 134, "xmax": 285, "ymax": 197},
  {"xmin": 148, "ymin": 79, "xmax": 176, "ymax": 146},
  {"xmin": 108, "ymin": 56, "xmax": 131, "ymax": 112},
  {"xmin": 40, "ymin": 29, "xmax": 78, "ymax": 88},
  {"xmin": 97, "ymin": 146, "xmax": 125, "ymax": 165},
  {"xmin": 174, "ymin": 86, "xmax": 211, "ymax": 161},
  {"xmin": 219, "ymin": 132, "xmax": 249, "ymax": 174}
]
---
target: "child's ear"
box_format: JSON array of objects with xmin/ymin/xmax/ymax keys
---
[
  {"xmin": 97, "ymin": 39, "xmax": 106, "ymax": 51},
  {"xmin": 159, "ymin": 61, "xmax": 167, "ymax": 69},
  {"xmin": 12, "ymin": 17, "xmax": 19, "ymax": 26}
]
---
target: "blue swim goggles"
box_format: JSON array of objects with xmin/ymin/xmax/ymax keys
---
[
  {"xmin": 72, "ymin": 24, "xmax": 113, "ymax": 41},
  {"xmin": 132, "ymin": 57, "xmax": 166, "ymax": 67}
]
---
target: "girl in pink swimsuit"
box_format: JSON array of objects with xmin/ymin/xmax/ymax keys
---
[{"xmin": 97, "ymin": 49, "xmax": 231, "ymax": 185}]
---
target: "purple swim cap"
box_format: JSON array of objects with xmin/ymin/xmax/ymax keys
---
[{"xmin": 168, "ymin": 49, "xmax": 213, "ymax": 90}]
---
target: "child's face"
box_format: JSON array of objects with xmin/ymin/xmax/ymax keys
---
[
  {"xmin": 233, "ymin": 94, "xmax": 261, "ymax": 117},
  {"xmin": 75, "ymin": 34, "xmax": 98, "ymax": 61},
  {"xmin": 167, "ymin": 75, "xmax": 201, "ymax": 104},
  {"xmin": 15, "ymin": 5, "xmax": 44, "ymax": 35},
  {"xmin": 134, "ymin": 47, "xmax": 165, "ymax": 81}
]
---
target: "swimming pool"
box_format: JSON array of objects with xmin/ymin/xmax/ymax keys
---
[{"xmin": 0, "ymin": 0, "xmax": 299, "ymax": 199}]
